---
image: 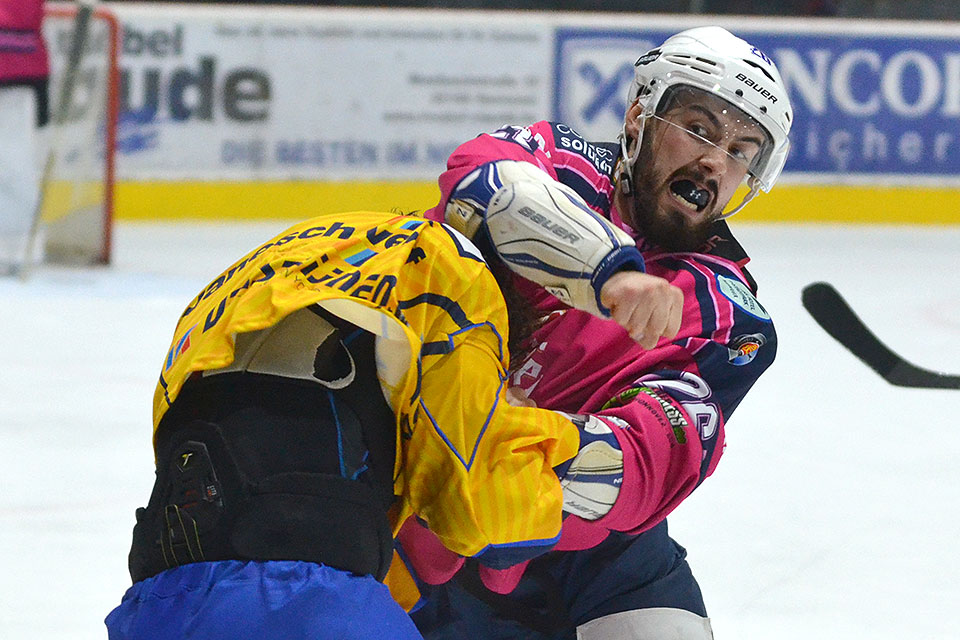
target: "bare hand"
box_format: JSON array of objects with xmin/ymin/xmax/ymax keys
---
[{"xmin": 599, "ymin": 271, "xmax": 683, "ymax": 349}]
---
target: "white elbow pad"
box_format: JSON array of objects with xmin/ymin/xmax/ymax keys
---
[
  {"xmin": 486, "ymin": 177, "xmax": 644, "ymax": 317},
  {"xmin": 445, "ymin": 160, "xmax": 563, "ymax": 239}
]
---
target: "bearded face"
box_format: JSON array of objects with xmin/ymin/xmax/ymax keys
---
[{"xmin": 622, "ymin": 88, "xmax": 768, "ymax": 252}]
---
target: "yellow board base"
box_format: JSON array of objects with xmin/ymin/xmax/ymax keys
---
[{"xmin": 115, "ymin": 181, "xmax": 960, "ymax": 225}]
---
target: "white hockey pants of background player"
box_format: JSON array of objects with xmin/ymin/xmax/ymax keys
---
[
  {"xmin": 576, "ymin": 607, "xmax": 714, "ymax": 639},
  {"xmin": 0, "ymin": 85, "xmax": 44, "ymax": 275}
]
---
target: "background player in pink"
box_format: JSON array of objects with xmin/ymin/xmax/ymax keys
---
[
  {"xmin": 399, "ymin": 26, "xmax": 793, "ymax": 639},
  {"xmin": 0, "ymin": 0, "xmax": 49, "ymax": 274}
]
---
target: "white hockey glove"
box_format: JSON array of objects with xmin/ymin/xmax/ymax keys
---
[
  {"xmin": 444, "ymin": 160, "xmax": 645, "ymax": 317},
  {"xmin": 554, "ymin": 413, "xmax": 623, "ymax": 521}
]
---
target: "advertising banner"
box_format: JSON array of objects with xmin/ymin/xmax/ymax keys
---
[
  {"xmin": 109, "ymin": 6, "xmax": 552, "ymax": 180},
  {"xmin": 556, "ymin": 24, "xmax": 960, "ymax": 183},
  {"xmin": 106, "ymin": 7, "xmax": 960, "ymax": 185}
]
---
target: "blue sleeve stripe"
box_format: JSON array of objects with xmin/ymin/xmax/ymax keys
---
[
  {"xmin": 497, "ymin": 250, "xmax": 586, "ymax": 279},
  {"xmin": 543, "ymin": 179, "xmax": 620, "ymax": 249},
  {"xmin": 661, "ymin": 257, "xmax": 717, "ymax": 336},
  {"xmin": 555, "ymin": 166, "xmax": 611, "ymax": 212},
  {"xmin": 465, "ymin": 372, "xmax": 506, "ymax": 471},
  {"xmin": 417, "ymin": 321, "xmax": 508, "ymax": 469},
  {"xmin": 398, "ymin": 293, "xmax": 471, "ymax": 329},
  {"xmin": 393, "ymin": 540, "xmax": 429, "ymax": 614},
  {"xmin": 473, "ymin": 532, "xmax": 562, "ymax": 552},
  {"xmin": 445, "ymin": 320, "xmax": 505, "ymax": 362},
  {"xmin": 438, "ymin": 224, "xmax": 486, "ymax": 263},
  {"xmin": 419, "ymin": 397, "xmax": 470, "ymax": 468},
  {"xmin": 327, "ymin": 391, "xmax": 347, "ymax": 478},
  {"xmin": 470, "ymin": 532, "xmax": 562, "ymax": 569}
]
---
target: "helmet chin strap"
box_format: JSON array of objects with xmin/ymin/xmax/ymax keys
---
[
  {"xmin": 617, "ymin": 111, "xmax": 653, "ymax": 197},
  {"xmin": 717, "ymin": 177, "xmax": 761, "ymax": 220}
]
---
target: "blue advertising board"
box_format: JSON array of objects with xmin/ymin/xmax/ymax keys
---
[{"xmin": 554, "ymin": 28, "xmax": 960, "ymax": 179}]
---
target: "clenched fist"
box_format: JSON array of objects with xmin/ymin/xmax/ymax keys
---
[{"xmin": 600, "ymin": 271, "xmax": 683, "ymax": 349}]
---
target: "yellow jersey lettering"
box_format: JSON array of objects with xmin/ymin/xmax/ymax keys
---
[
  {"xmin": 350, "ymin": 274, "xmax": 380, "ymax": 300},
  {"xmin": 250, "ymin": 242, "xmax": 274, "ymax": 260},
  {"xmin": 373, "ymin": 274, "xmax": 397, "ymax": 307},
  {"xmin": 323, "ymin": 221, "xmax": 355, "ymax": 239},
  {"xmin": 366, "ymin": 226, "xmax": 391, "ymax": 245},
  {"xmin": 201, "ymin": 274, "xmax": 226, "ymax": 301},
  {"xmin": 274, "ymin": 232, "xmax": 299, "ymax": 247},
  {"xmin": 297, "ymin": 226, "xmax": 326, "ymax": 239},
  {"xmin": 204, "ymin": 298, "xmax": 227, "ymax": 331},
  {"xmin": 385, "ymin": 231, "xmax": 418, "ymax": 248},
  {"xmin": 328, "ymin": 269, "xmax": 362, "ymax": 291}
]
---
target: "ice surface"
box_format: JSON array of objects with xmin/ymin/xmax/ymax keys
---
[{"xmin": 1, "ymin": 221, "xmax": 958, "ymax": 639}]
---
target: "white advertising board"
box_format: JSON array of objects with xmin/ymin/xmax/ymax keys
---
[
  {"xmin": 102, "ymin": 6, "xmax": 960, "ymax": 185},
  {"xmin": 107, "ymin": 6, "xmax": 552, "ymax": 180}
]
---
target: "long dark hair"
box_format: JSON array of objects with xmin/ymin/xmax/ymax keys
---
[
  {"xmin": 476, "ymin": 236, "xmax": 541, "ymax": 376},
  {"xmin": 401, "ymin": 209, "xmax": 541, "ymax": 375}
]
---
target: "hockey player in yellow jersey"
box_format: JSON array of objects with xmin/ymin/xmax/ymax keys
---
[{"xmin": 105, "ymin": 210, "xmax": 630, "ymax": 640}]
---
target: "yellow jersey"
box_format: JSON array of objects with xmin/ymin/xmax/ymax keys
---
[{"xmin": 153, "ymin": 211, "xmax": 579, "ymax": 605}]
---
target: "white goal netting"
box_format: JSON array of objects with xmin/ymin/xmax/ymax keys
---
[{"xmin": 39, "ymin": 3, "xmax": 118, "ymax": 265}]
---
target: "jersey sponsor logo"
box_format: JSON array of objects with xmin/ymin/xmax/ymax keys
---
[
  {"xmin": 716, "ymin": 275, "xmax": 771, "ymax": 321},
  {"xmin": 601, "ymin": 384, "xmax": 689, "ymax": 444},
  {"xmin": 635, "ymin": 371, "xmax": 720, "ymax": 444},
  {"xmin": 636, "ymin": 387, "xmax": 689, "ymax": 444},
  {"xmin": 727, "ymin": 332, "xmax": 767, "ymax": 366},
  {"xmin": 183, "ymin": 218, "xmax": 422, "ymax": 335},
  {"xmin": 553, "ymin": 123, "xmax": 615, "ymax": 175}
]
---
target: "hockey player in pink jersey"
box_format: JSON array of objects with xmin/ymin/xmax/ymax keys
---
[{"xmin": 398, "ymin": 27, "xmax": 793, "ymax": 639}]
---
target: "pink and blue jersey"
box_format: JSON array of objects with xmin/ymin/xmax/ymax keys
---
[{"xmin": 410, "ymin": 121, "xmax": 777, "ymax": 595}]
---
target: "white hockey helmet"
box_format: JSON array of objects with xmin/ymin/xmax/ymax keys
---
[{"xmin": 620, "ymin": 27, "xmax": 793, "ymax": 215}]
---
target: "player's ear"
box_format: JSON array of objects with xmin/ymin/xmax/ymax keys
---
[{"xmin": 624, "ymin": 99, "xmax": 644, "ymax": 137}]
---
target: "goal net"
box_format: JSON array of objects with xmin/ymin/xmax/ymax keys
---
[{"xmin": 39, "ymin": 2, "xmax": 119, "ymax": 265}]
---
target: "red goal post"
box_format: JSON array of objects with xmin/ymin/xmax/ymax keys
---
[{"xmin": 40, "ymin": 2, "xmax": 120, "ymax": 265}]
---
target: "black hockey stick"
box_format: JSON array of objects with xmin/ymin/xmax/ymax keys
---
[{"xmin": 802, "ymin": 282, "xmax": 960, "ymax": 389}]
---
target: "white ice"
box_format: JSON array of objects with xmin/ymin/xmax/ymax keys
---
[{"xmin": 1, "ymin": 221, "xmax": 958, "ymax": 639}]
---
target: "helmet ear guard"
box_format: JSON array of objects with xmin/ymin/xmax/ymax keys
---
[{"xmin": 618, "ymin": 26, "xmax": 794, "ymax": 216}]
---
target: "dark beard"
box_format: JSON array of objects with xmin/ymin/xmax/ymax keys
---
[
  {"xmin": 632, "ymin": 194, "xmax": 709, "ymax": 251},
  {"xmin": 626, "ymin": 131, "xmax": 717, "ymax": 252},
  {"xmin": 630, "ymin": 172, "xmax": 716, "ymax": 252}
]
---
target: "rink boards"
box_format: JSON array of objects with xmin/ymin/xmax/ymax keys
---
[{"xmin": 91, "ymin": 4, "xmax": 960, "ymax": 223}]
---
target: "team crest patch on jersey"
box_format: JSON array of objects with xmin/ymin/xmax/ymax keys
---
[
  {"xmin": 727, "ymin": 333, "xmax": 766, "ymax": 365},
  {"xmin": 716, "ymin": 275, "xmax": 771, "ymax": 321}
]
